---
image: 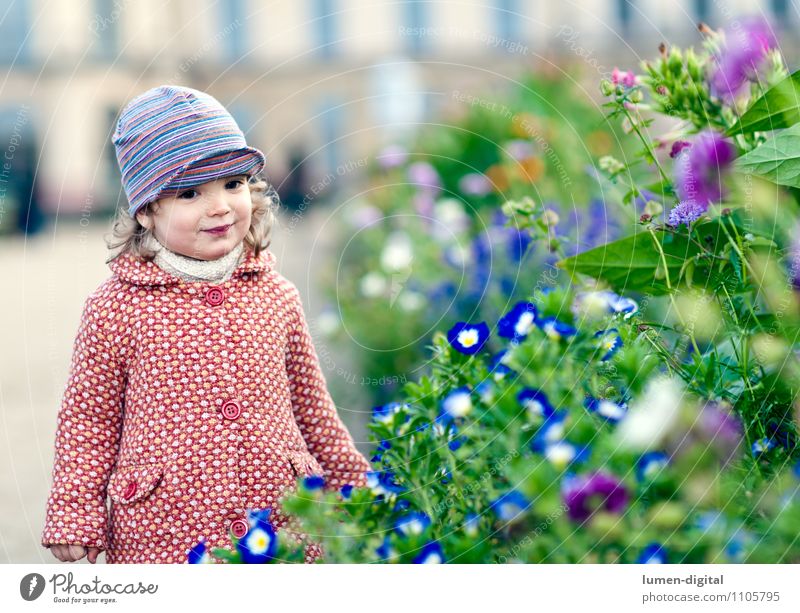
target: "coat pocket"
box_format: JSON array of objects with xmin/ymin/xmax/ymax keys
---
[
  {"xmin": 107, "ymin": 464, "xmax": 165, "ymax": 505},
  {"xmin": 283, "ymin": 448, "xmax": 324, "ymax": 479}
]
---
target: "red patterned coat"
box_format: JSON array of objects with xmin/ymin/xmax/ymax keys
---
[{"xmin": 41, "ymin": 247, "xmax": 370, "ymax": 563}]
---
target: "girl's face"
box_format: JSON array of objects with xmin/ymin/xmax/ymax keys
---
[{"xmin": 136, "ymin": 175, "xmax": 252, "ymax": 261}]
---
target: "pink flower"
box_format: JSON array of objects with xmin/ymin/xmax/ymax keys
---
[{"xmin": 611, "ymin": 67, "xmax": 637, "ymax": 89}]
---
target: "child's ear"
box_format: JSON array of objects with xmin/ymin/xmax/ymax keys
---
[{"xmin": 136, "ymin": 207, "xmax": 153, "ymax": 229}]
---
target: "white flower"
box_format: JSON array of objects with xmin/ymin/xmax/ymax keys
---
[
  {"xmin": 432, "ymin": 198, "xmax": 469, "ymax": 240},
  {"xmin": 315, "ymin": 310, "xmax": 340, "ymax": 336},
  {"xmin": 360, "ymin": 272, "xmax": 387, "ymax": 297},
  {"xmin": 615, "ymin": 377, "xmax": 683, "ymax": 451},
  {"xmin": 397, "ymin": 291, "xmax": 425, "ymax": 311},
  {"xmin": 380, "ymin": 232, "xmax": 414, "ymax": 271}
]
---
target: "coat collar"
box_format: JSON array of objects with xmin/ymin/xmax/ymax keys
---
[{"xmin": 108, "ymin": 246, "xmax": 276, "ymax": 286}]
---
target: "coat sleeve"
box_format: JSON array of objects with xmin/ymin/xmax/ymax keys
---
[
  {"xmin": 284, "ymin": 287, "xmax": 371, "ymax": 491},
  {"xmin": 41, "ymin": 290, "xmax": 126, "ymax": 550}
]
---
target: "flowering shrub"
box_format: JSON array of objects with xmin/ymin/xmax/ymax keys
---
[
  {"xmin": 211, "ymin": 286, "xmax": 799, "ymax": 563},
  {"xmin": 197, "ymin": 16, "xmax": 800, "ymax": 564},
  {"xmin": 322, "ymin": 74, "xmax": 630, "ymax": 406}
]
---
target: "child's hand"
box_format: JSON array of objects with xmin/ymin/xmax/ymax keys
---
[{"xmin": 50, "ymin": 544, "xmax": 103, "ymax": 563}]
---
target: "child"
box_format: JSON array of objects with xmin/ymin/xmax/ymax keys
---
[{"xmin": 41, "ymin": 85, "xmax": 371, "ymax": 564}]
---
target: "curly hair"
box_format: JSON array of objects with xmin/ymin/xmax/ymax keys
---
[{"xmin": 105, "ymin": 175, "xmax": 279, "ymax": 264}]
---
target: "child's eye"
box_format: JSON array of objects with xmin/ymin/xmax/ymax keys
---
[
  {"xmin": 177, "ymin": 189, "xmax": 198, "ymax": 199},
  {"xmin": 226, "ymin": 179, "xmax": 244, "ymax": 190}
]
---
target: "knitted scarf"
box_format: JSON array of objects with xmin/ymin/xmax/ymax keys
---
[{"xmin": 143, "ymin": 234, "xmax": 245, "ymax": 283}]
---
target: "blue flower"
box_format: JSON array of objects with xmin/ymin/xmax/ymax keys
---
[
  {"xmin": 530, "ymin": 411, "xmax": 568, "ymax": 452},
  {"xmin": 237, "ymin": 511, "xmax": 278, "ymax": 564},
  {"xmin": 394, "ymin": 512, "xmax": 431, "ymax": 537},
  {"xmin": 542, "ymin": 441, "xmax": 590, "ymax": 470},
  {"xmin": 447, "ymin": 321, "xmax": 490, "ymax": 354},
  {"xmin": 187, "ymin": 539, "xmax": 211, "ymax": 564},
  {"xmin": 412, "ymin": 541, "xmax": 445, "ymax": 564},
  {"xmin": 573, "ymin": 290, "xmax": 638, "ymax": 320},
  {"xmin": 584, "ymin": 396, "xmax": 627, "ymax": 423},
  {"xmin": 537, "ymin": 316, "xmax": 577, "ymax": 340},
  {"xmin": 340, "ymin": 484, "xmax": 353, "ymax": 499},
  {"xmin": 725, "ymin": 527, "xmax": 755, "ymax": 562},
  {"xmin": 794, "ymin": 460, "xmax": 800, "ymax": 479},
  {"xmin": 606, "ymin": 292, "xmax": 638, "ymax": 318},
  {"xmin": 448, "ymin": 436, "xmax": 465, "ymax": 451},
  {"xmin": 303, "ymin": 475, "xmax": 325, "ymax": 490},
  {"xmin": 490, "ymin": 490, "xmax": 532, "ymax": 522},
  {"xmin": 393, "ymin": 499, "xmax": 411, "ymax": 513},
  {"xmin": 372, "ymin": 402, "xmax": 405, "ymax": 423},
  {"xmin": 441, "ymin": 386, "xmax": 473, "ymax": 419},
  {"xmin": 437, "ymin": 466, "xmax": 453, "ymax": 484},
  {"xmin": 376, "ymin": 536, "xmax": 396, "ymax": 561},
  {"xmin": 463, "ymin": 513, "xmax": 480, "ymax": 537},
  {"xmin": 751, "ymin": 437, "xmax": 775, "ymax": 456},
  {"xmin": 517, "ymin": 388, "xmax": 555, "ymax": 419},
  {"xmin": 489, "ymin": 350, "xmax": 516, "ymax": 381},
  {"xmin": 636, "ymin": 452, "xmax": 670, "ymax": 482},
  {"xmin": 498, "ymin": 302, "xmax": 538, "ymax": 340},
  {"xmin": 366, "ymin": 470, "xmax": 405, "ymax": 497},
  {"xmin": 636, "ymin": 542, "xmax": 668, "ymax": 563},
  {"xmin": 595, "ymin": 329, "xmax": 623, "ymax": 361}
]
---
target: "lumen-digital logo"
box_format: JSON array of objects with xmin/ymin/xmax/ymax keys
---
[{"xmin": 20, "ymin": 573, "xmax": 46, "ymax": 601}]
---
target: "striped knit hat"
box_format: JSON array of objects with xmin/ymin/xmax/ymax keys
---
[{"xmin": 112, "ymin": 85, "xmax": 266, "ymax": 217}]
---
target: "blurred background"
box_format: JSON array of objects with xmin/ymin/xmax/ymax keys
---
[{"xmin": 1, "ymin": 0, "xmax": 796, "ymax": 563}]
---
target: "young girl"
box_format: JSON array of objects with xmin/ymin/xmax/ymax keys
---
[{"xmin": 41, "ymin": 85, "xmax": 371, "ymax": 564}]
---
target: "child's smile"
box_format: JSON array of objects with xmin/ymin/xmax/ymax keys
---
[{"xmin": 136, "ymin": 174, "xmax": 253, "ymax": 261}]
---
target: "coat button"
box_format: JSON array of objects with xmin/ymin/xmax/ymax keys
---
[
  {"xmin": 123, "ymin": 481, "xmax": 137, "ymax": 500},
  {"xmin": 205, "ymin": 286, "xmax": 225, "ymax": 307},
  {"xmin": 221, "ymin": 400, "xmax": 242, "ymax": 420},
  {"xmin": 230, "ymin": 519, "xmax": 249, "ymax": 539}
]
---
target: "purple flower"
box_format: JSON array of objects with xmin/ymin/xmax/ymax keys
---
[
  {"xmin": 669, "ymin": 140, "xmax": 691, "ymax": 159},
  {"xmin": 377, "ymin": 144, "xmax": 408, "ymax": 169},
  {"xmin": 562, "ymin": 471, "xmax": 629, "ymax": 522},
  {"xmin": 710, "ymin": 17, "xmax": 777, "ymax": 103},
  {"xmin": 698, "ymin": 401, "xmax": 743, "ymax": 462},
  {"xmin": 458, "ymin": 172, "xmax": 492, "ymax": 196},
  {"xmin": 669, "ymin": 131, "xmax": 736, "ymax": 226},
  {"xmin": 506, "ymin": 139, "xmax": 535, "ymax": 161},
  {"xmin": 407, "ymin": 161, "xmax": 441, "ymax": 193}
]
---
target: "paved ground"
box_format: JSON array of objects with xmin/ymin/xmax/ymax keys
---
[{"xmin": 0, "ymin": 205, "xmax": 369, "ymax": 563}]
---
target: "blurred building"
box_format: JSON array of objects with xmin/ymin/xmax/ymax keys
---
[{"xmin": 0, "ymin": 0, "xmax": 796, "ymax": 224}]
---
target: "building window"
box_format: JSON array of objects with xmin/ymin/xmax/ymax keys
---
[
  {"xmin": 495, "ymin": 0, "xmax": 520, "ymax": 50},
  {"xmin": 693, "ymin": 0, "xmax": 710, "ymax": 24},
  {"xmin": 0, "ymin": 0, "xmax": 31, "ymax": 64},
  {"xmin": 616, "ymin": 0, "xmax": 634, "ymax": 36},
  {"xmin": 218, "ymin": 0, "xmax": 248, "ymax": 62},
  {"xmin": 402, "ymin": 0, "xmax": 428, "ymax": 56},
  {"xmin": 90, "ymin": 0, "xmax": 119, "ymax": 61},
  {"xmin": 312, "ymin": 0, "xmax": 338, "ymax": 59}
]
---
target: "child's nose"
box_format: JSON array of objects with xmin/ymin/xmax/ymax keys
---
[{"xmin": 205, "ymin": 193, "xmax": 232, "ymax": 214}]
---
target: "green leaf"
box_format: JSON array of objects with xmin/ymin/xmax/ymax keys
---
[
  {"xmin": 727, "ymin": 70, "xmax": 800, "ymax": 135},
  {"xmin": 734, "ymin": 124, "xmax": 800, "ymax": 188},
  {"xmin": 557, "ymin": 221, "xmax": 737, "ymax": 295}
]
